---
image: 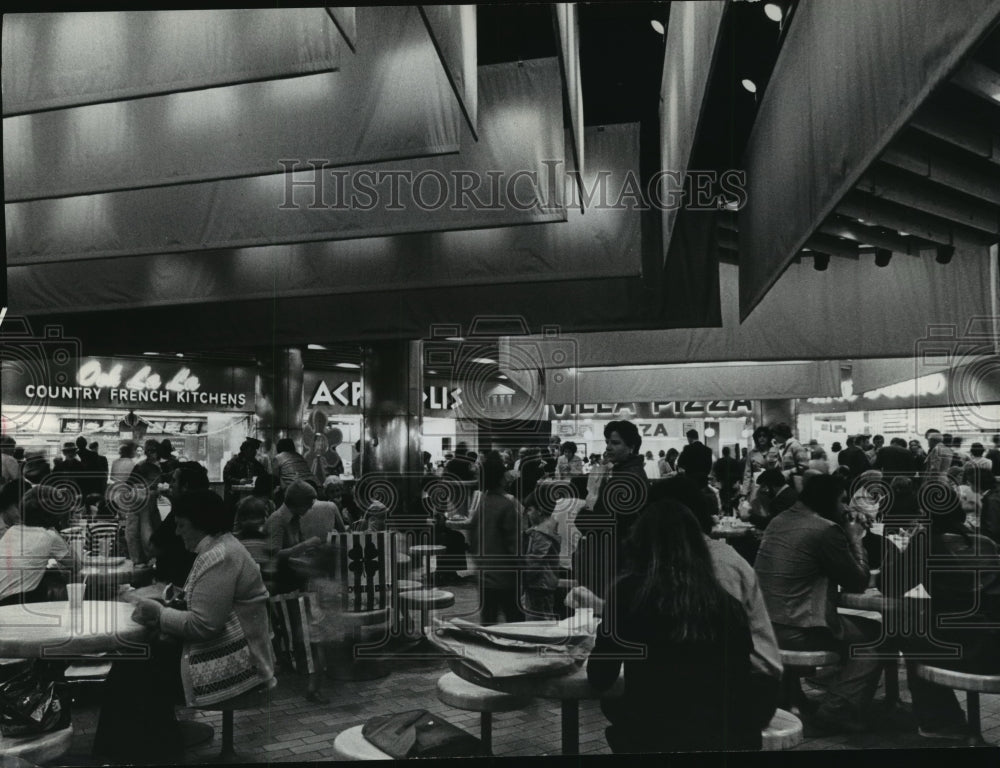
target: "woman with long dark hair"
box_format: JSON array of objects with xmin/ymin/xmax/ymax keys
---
[{"xmin": 585, "ymin": 501, "xmax": 762, "ymax": 752}]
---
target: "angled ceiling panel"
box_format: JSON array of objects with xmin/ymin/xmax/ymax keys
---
[
  {"xmin": 6, "ymin": 58, "xmax": 565, "ymax": 264},
  {"xmin": 420, "ymin": 5, "xmax": 478, "ymax": 138},
  {"xmin": 6, "ymin": 6, "xmax": 460, "ymax": 201},
  {"xmin": 326, "ymin": 6, "xmax": 357, "ymax": 53},
  {"xmin": 8, "ymin": 124, "xmax": 640, "ymax": 313},
  {"xmin": 2, "ymin": 10, "xmax": 340, "ymax": 116},
  {"xmin": 739, "ymin": 0, "xmax": 1000, "ymax": 320}
]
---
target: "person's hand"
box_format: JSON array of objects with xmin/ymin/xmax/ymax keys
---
[
  {"xmin": 564, "ymin": 586, "xmax": 605, "ymax": 617},
  {"xmin": 132, "ymin": 598, "xmax": 164, "ymax": 629},
  {"xmin": 845, "ymin": 519, "xmax": 867, "ymax": 544}
]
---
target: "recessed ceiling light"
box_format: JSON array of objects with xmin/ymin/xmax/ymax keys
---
[
  {"xmin": 143, "ymin": 352, "xmax": 158, "ymax": 356},
  {"xmin": 764, "ymin": 3, "xmax": 783, "ymax": 22},
  {"xmin": 741, "ymin": 79, "xmax": 757, "ymax": 94},
  {"xmin": 497, "ymin": 374, "xmax": 509, "ymax": 380},
  {"xmin": 650, "ymin": 19, "xmax": 665, "ymax": 34},
  {"xmin": 472, "ymin": 357, "xmax": 497, "ymax": 365},
  {"xmin": 335, "ymin": 362, "xmax": 360, "ymax": 369},
  {"xmin": 307, "ymin": 344, "xmax": 327, "ymax": 351},
  {"xmin": 175, "ymin": 353, "xmax": 184, "ymax": 358},
  {"xmin": 427, "ymin": 369, "xmax": 438, "ymax": 375},
  {"xmin": 445, "ymin": 337, "xmax": 465, "ymax": 342},
  {"xmin": 898, "ymin": 231, "xmax": 909, "ymax": 236}
]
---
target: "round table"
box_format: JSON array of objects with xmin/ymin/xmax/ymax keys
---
[
  {"xmin": 709, "ymin": 522, "xmax": 756, "ymax": 540},
  {"xmin": 448, "ymin": 658, "xmax": 623, "ymax": 755},
  {"xmin": 0, "ymin": 601, "xmax": 149, "ymax": 658}
]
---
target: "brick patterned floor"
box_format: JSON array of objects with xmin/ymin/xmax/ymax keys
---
[{"xmin": 54, "ymin": 578, "xmax": 1000, "ymax": 764}]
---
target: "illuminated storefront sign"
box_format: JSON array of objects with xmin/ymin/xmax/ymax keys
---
[
  {"xmin": 3, "ymin": 357, "xmax": 253, "ymax": 411},
  {"xmin": 548, "ymin": 400, "xmax": 753, "ymax": 419}
]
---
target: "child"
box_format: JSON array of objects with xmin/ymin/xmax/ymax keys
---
[
  {"xmin": 234, "ymin": 496, "xmax": 270, "ymax": 567},
  {"xmin": 522, "ymin": 494, "xmax": 561, "ymax": 620}
]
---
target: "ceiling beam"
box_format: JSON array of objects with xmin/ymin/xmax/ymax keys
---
[
  {"xmin": 911, "ymin": 96, "xmax": 1000, "ymax": 165},
  {"xmin": 952, "ymin": 59, "xmax": 1000, "ymax": 106},
  {"xmin": 806, "ymin": 233, "xmax": 860, "ymax": 260},
  {"xmin": 819, "ymin": 215, "xmax": 931, "ymax": 256},
  {"xmin": 881, "ymin": 131, "xmax": 1000, "ymax": 206},
  {"xmin": 856, "ymin": 163, "xmax": 1000, "ymax": 238}
]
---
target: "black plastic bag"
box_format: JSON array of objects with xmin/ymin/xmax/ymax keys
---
[{"xmin": 0, "ymin": 663, "xmax": 66, "ymax": 737}]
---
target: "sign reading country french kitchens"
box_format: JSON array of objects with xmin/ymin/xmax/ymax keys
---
[{"xmin": 3, "ymin": 357, "xmax": 255, "ymax": 412}]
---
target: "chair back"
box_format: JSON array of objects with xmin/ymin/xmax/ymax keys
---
[
  {"xmin": 62, "ymin": 526, "xmax": 87, "ymax": 561},
  {"xmin": 329, "ymin": 531, "xmax": 397, "ymax": 613},
  {"xmin": 268, "ymin": 590, "xmax": 316, "ymax": 675},
  {"xmin": 88, "ymin": 521, "xmax": 121, "ymax": 557}
]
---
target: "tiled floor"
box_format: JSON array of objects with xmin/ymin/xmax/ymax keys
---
[{"xmin": 56, "ymin": 577, "xmax": 1000, "ymax": 764}]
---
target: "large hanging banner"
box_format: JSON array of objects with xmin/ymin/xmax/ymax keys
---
[
  {"xmin": 7, "ymin": 58, "xmax": 565, "ymax": 263},
  {"xmin": 739, "ymin": 0, "xmax": 1000, "ymax": 320},
  {"xmin": 2, "ymin": 10, "xmax": 340, "ymax": 116},
  {"xmin": 658, "ymin": 0, "xmax": 726, "ymax": 265},
  {"xmin": 9, "ymin": 124, "xmax": 640, "ymax": 311},
  {"xmin": 420, "ymin": 5, "xmax": 478, "ymax": 139},
  {"xmin": 6, "ymin": 6, "xmax": 461, "ymax": 201},
  {"xmin": 554, "ymin": 3, "xmax": 584, "ymax": 210}
]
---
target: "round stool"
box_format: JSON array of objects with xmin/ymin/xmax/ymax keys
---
[
  {"xmin": 778, "ymin": 650, "xmax": 840, "ymax": 716},
  {"xmin": 408, "ymin": 545, "xmax": 446, "ymax": 586},
  {"xmin": 332, "ymin": 725, "xmax": 391, "ymax": 760},
  {"xmin": 914, "ymin": 664, "xmax": 1000, "ymax": 743},
  {"xmin": 762, "ymin": 708, "xmax": 803, "ymax": 751},
  {"xmin": 436, "ymin": 672, "xmax": 530, "ymax": 754},
  {"xmin": 397, "ymin": 579, "xmax": 422, "ymax": 592}
]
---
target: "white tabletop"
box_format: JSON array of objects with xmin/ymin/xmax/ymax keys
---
[{"xmin": 0, "ymin": 601, "xmax": 149, "ymax": 658}]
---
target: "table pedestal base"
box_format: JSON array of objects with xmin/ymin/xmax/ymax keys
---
[
  {"xmin": 561, "ymin": 700, "xmax": 579, "ymax": 755},
  {"xmin": 179, "ymin": 720, "xmax": 215, "ymax": 749}
]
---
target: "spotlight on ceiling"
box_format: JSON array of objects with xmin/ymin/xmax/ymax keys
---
[
  {"xmin": 335, "ymin": 362, "xmax": 360, "ymax": 369},
  {"xmin": 813, "ymin": 253, "xmax": 830, "ymax": 271},
  {"xmin": 307, "ymin": 344, "xmax": 327, "ymax": 351},
  {"xmin": 935, "ymin": 245, "xmax": 955, "ymax": 264},
  {"xmin": 874, "ymin": 248, "xmax": 892, "ymax": 267},
  {"xmin": 650, "ymin": 19, "xmax": 665, "ymax": 34},
  {"xmin": 741, "ymin": 78, "xmax": 758, "ymax": 94},
  {"xmin": 764, "ymin": 3, "xmax": 783, "ymax": 22}
]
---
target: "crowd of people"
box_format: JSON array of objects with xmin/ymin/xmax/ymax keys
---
[{"xmin": 3, "ymin": 419, "xmax": 1000, "ymax": 757}]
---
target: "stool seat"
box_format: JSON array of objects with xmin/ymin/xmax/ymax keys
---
[
  {"xmin": 341, "ymin": 607, "xmax": 391, "ymax": 628},
  {"xmin": 0, "ymin": 726, "xmax": 73, "ymax": 764},
  {"xmin": 192, "ymin": 682, "xmax": 275, "ymax": 759},
  {"xmin": 399, "ymin": 589, "xmax": 455, "ymax": 610},
  {"xmin": 436, "ymin": 672, "xmax": 530, "ymax": 712},
  {"xmin": 779, "ymin": 650, "xmax": 840, "ymax": 668},
  {"xmin": 762, "ymin": 709, "xmax": 803, "ymax": 751},
  {"xmin": 65, "ymin": 661, "xmax": 113, "ymax": 679},
  {"xmin": 914, "ymin": 665, "xmax": 1000, "ymax": 693},
  {"xmin": 397, "ymin": 579, "xmax": 422, "ymax": 591},
  {"xmin": 333, "ymin": 725, "xmax": 391, "ymax": 760}
]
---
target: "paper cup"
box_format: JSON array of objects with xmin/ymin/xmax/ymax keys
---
[{"xmin": 67, "ymin": 582, "xmax": 86, "ymax": 611}]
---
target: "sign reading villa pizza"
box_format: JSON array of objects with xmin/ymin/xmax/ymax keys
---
[{"xmin": 2, "ymin": 356, "xmax": 255, "ymax": 412}]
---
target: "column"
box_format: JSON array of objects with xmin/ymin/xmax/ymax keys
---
[
  {"xmin": 360, "ymin": 341, "xmax": 423, "ymax": 514},
  {"xmin": 755, "ymin": 399, "xmax": 795, "ymax": 431},
  {"xmin": 257, "ymin": 347, "xmax": 305, "ymax": 448}
]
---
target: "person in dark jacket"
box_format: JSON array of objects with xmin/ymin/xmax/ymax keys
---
[
  {"xmin": 873, "ymin": 437, "xmax": 916, "ymax": 476},
  {"xmin": 754, "ymin": 474, "xmax": 878, "ymax": 734},
  {"xmin": 574, "ymin": 420, "xmax": 648, "ymax": 598},
  {"xmin": 879, "ymin": 480, "xmax": 1000, "ymax": 741},
  {"xmin": 837, "ymin": 436, "xmax": 871, "ymax": 483},
  {"xmin": 585, "ymin": 502, "xmax": 765, "ymax": 752},
  {"xmin": 678, "ymin": 429, "xmax": 713, "ymax": 482}
]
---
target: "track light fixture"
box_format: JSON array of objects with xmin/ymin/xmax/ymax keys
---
[
  {"xmin": 813, "ymin": 253, "xmax": 829, "ymax": 272},
  {"xmin": 874, "ymin": 248, "xmax": 892, "ymax": 267},
  {"xmin": 935, "ymin": 245, "xmax": 954, "ymax": 264}
]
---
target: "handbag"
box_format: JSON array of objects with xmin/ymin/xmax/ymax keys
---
[
  {"xmin": 362, "ymin": 709, "xmax": 483, "ymax": 759},
  {"xmin": 0, "ymin": 663, "xmax": 68, "ymax": 738}
]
